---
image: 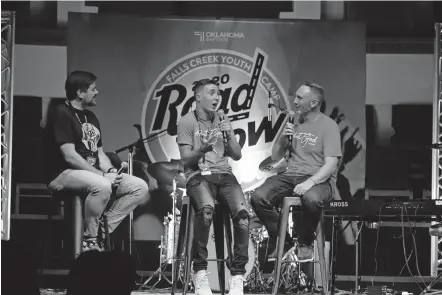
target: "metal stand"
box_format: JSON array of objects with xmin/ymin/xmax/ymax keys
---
[
  {"xmin": 422, "ymin": 272, "xmax": 442, "ymax": 295},
  {"xmin": 1, "ymin": 11, "xmax": 15, "ymax": 241},
  {"xmin": 127, "ymin": 147, "xmax": 134, "ymax": 255},
  {"xmin": 139, "ymin": 179, "xmax": 182, "ymax": 289},
  {"xmin": 114, "ymin": 129, "xmax": 168, "ymax": 255},
  {"xmin": 430, "ymin": 22, "xmax": 442, "ymax": 279},
  {"xmin": 354, "ymin": 221, "xmax": 363, "ymax": 293},
  {"xmin": 330, "ymin": 217, "xmax": 362, "ymax": 294}
]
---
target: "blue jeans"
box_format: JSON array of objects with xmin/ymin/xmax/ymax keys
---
[
  {"xmin": 251, "ymin": 174, "xmax": 332, "ymax": 246},
  {"xmin": 49, "ymin": 169, "xmax": 149, "ymax": 238},
  {"xmin": 186, "ymin": 173, "xmax": 249, "ymax": 275}
]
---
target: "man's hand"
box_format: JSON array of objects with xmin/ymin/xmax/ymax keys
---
[
  {"xmin": 283, "ymin": 122, "xmax": 296, "ymax": 138},
  {"xmin": 219, "ymin": 116, "xmax": 233, "ymax": 133},
  {"xmin": 121, "ymin": 161, "xmax": 129, "ymax": 170},
  {"xmin": 293, "ymin": 179, "xmax": 315, "ymax": 195},
  {"xmin": 104, "ymin": 173, "xmax": 123, "ymax": 187},
  {"xmin": 200, "ymin": 130, "xmax": 218, "ymax": 153}
]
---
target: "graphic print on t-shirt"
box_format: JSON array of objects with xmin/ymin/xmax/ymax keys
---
[
  {"xmin": 195, "ymin": 128, "xmax": 223, "ymax": 152},
  {"xmin": 81, "ymin": 122, "xmax": 100, "ymax": 165},
  {"xmin": 195, "ymin": 127, "xmax": 223, "ymax": 171},
  {"xmin": 293, "ymin": 132, "xmax": 319, "ymax": 147}
]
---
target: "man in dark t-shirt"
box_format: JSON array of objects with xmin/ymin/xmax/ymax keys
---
[
  {"xmin": 45, "ymin": 71, "xmax": 149, "ymax": 252},
  {"xmin": 251, "ymin": 82, "xmax": 342, "ymax": 263}
]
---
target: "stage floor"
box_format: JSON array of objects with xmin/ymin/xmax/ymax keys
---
[
  {"xmin": 40, "ymin": 291, "xmax": 318, "ymax": 295},
  {"xmin": 41, "ymin": 292, "xmax": 321, "ymax": 295}
]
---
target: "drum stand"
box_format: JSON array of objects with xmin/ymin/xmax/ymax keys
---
[
  {"xmin": 245, "ymin": 240, "xmax": 270, "ymax": 292},
  {"xmin": 139, "ymin": 179, "xmax": 182, "ymax": 290}
]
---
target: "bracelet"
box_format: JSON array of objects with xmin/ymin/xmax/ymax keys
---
[
  {"xmin": 107, "ymin": 167, "xmax": 116, "ymax": 173},
  {"xmin": 102, "ymin": 172, "xmax": 105, "ymax": 177},
  {"xmin": 309, "ymin": 177, "xmax": 317, "ymax": 185}
]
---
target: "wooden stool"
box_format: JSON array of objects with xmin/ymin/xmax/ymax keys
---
[
  {"xmin": 171, "ymin": 196, "xmax": 234, "ymax": 295},
  {"xmin": 272, "ymin": 196, "xmax": 328, "ymax": 295}
]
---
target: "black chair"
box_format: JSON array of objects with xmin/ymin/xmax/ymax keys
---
[
  {"xmin": 272, "ymin": 196, "xmax": 328, "ymax": 295},
  {"xmin": 171, "ymin": 196, "xmax": 234, "ymax": 295}
]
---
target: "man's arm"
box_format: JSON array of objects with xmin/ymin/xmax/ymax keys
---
[
  {"xmin": 178, "ymin": 144, "xmax": 207, "ymax": 167},
  {"xmin": 60, "ymin": 144, "xmax": 104, "ymax": 176},
  {"xmin": 310, "ymin": 156, "xmax": 339, "ymax": 184},
  {"xmin": 310, "ymin": 120, "xmax": 342, "ymax": 184},
  {"xmin": 271, "ymin": 134, "xmax": 288, "ymax": 161},
  {"xmin": 177, "ymin": 116, "xmax": 210, "ymax": 167},
  {"xmin": 225, "ymin": 131, "xmax": 242, "ymax": 160},
  {"xmin": 98, "ymin": 147, "xmax": 117, "ymax": 173},
  {"xmin": 293, "ymin": 119, "xmax": 341, "ymax": 195}
]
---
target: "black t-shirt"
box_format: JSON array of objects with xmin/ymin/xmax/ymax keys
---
[{"xmin": 44, "ymin": 102, "xmax": 103, "ymax": 182}]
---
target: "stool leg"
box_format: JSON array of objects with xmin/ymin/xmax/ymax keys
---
[
  {"xmin": 172, "ymin": 203, "xmax": 188, "ymax": 295},
  {"xmin": 73, "ymin": 196, "xmax": 83, "ymax": 259},
  {"xmin": 224, "ymin": 210, "xmax": 233, "ymax": 272},
  {"xmin": 183, "ymin": 205, "xmax": 194, "ymax": 295},
  {"xmin": 214, "ymin": 204, "xmax": 226, "ymax": 295},
  {"xmin": 103, "ymin": 215, "xmax": 111, "ymax": 251},
  {"xmin": 316, "ymin": 212, "xmax": 328, "ymax": 294},
  {"xmin": 272, "ymin": 198, "xmax": 290, "ymax": 295}
]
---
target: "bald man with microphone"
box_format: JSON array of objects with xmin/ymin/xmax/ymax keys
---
[{"xmin": 251, "ymin": 82, "xmax": 342, "ymax": 262}]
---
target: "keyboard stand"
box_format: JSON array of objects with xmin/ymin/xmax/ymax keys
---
[{"xmin": 330, "ymin": 216, "xmax": 364, "ymax": 294}]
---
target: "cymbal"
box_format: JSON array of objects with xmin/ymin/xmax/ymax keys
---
[
  {"xmin": 147, "ymin": 160, "xmax": 186, "ymax": 188},
  {"xmin": 259, "ymin": 156, "xmax": 287, "ymax": 174}
]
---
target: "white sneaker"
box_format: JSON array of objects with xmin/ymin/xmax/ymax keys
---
[
  {"xmin": 229, "ymin": 275, "xmax": 244, "ymax": 295},
  {"xmin": 192, "ymin": 270, "xmax": 212, "ymax": 295}
]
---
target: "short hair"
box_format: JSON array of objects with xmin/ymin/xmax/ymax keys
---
[
  {"xmin": 65, "ymin": 71, "xmax": 97, "ymax": 101},
  {"xmin": 192, "ymin": 78, "xmax": 218, "ymax": 95},
  {"xmin": 303, "ymin": 81, "xmax": 325, "ymax": 105}
]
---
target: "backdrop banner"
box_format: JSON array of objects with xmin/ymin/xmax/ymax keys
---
[{"xmin": 68, "ymin": 13, "xmax": 366, "ymax": 240}]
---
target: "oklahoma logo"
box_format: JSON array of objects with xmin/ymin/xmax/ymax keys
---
[{"xmin": 141, "ymin": 48, "xmax": 290, "ymax": 191}]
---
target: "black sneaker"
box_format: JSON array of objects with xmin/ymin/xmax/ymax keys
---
[{"xmin": 82, "ymin": 237, "xmax": 104, "ymax": 252}]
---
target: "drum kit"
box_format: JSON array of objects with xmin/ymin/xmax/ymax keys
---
[{"xmin": 138, "ymin": 157, "xmax": 309, "ymax": 292}]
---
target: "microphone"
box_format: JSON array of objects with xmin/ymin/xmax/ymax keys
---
[
  {"xmin": 268, "ymin": 91, "xmax": 272, "ymax": 122},
  {"xmin": 288, "ymin": 111, "xmax": 295, "ymax": 142},
  {"xmin": 285, "ymin": 111, "xmax": 296, "ymax": 160},
  {"xmin": 427, "ymin": 143, "xmax": 442, "ymax": 149},
  {"xmin": 218, "ymin": 110, "xmax": 228, "ymax": 143}
]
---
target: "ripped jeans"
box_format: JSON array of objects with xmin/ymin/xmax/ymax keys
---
[{"xmin": 186, "ymin": 173, "xmax": 249, "ymax": 276}]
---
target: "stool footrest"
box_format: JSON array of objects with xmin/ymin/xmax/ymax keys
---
[{"xmin": 279, "ymin": 259, "xmax": 318, "ymax": 264}]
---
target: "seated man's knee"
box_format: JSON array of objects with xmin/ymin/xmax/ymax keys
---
[
  {"xmin": 233, "ymin": 209, "xmax": 249, "ymax": 228},
  {"xmin": 197, "ymin": 205, "xmax": 214, "ymax": 223},
  {"xmin": 302, "ymin": 191, "xmax": 325, "ymax": 212},
  {"xmin": 134, "ymin": 178, "xmax": 150, "ymax": 205},
  {"xmin": 92, "ymin": 179, "xmax": 112, "ymax": 199},
  {"xmin": 251, "ymin": 189, "xmax": 268, "ymax": 208}
]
